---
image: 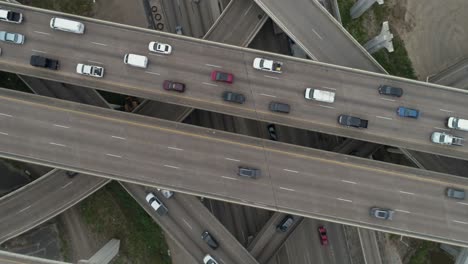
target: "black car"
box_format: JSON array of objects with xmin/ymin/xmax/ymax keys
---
[
  {"xmin": 30, "ymin": 55, "xmax": 59, "ymax": 70},
  {"xmin": 277, "ymin": 215, "xmax": 294, "ymax": 232},
  {"xmin": 338, "ymin": 115, "xmax": 368, "ymax": 128},
  {"xmin": 201, "ymin": 231, "xmax": 219, "ymax": 249},
  {"xmin": 378, "ymin": 85, "xmax": 403, "ymax": 97},
  {"xmin": 269, "ymin": 102, "xmax": 290, "ymax": 113},
  {"xmin": 267, "ymin": 124, "xmax": 278, "ymax": 141},
  {"xmin": 238, "ymin": 166, "xmax": 261, "ymax": 179},
  {"xmin": 66, "ymin": 171, "xmax": 78, "ymax": 178},
  {"xmin": 222, "ymin": 91, "xmax": 245, "ymax": 104}
]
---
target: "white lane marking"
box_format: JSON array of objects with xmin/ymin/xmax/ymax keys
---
[
  {"xmin": 32, "ymin": 49, "xmax": 46, "ymax": 54},
  {"xmin": 91, "ymin": 41, "xmax": 107, "ymax": 46},
  {"xmin": 0, "ymin": 113, "xmax": 12, "ymax": 117},
  {"xmin": 145, "ymin": 71, "xmax": 160, "ymax": 76},
  {"xmin": 106, "ymin": 153, "xmax": 122, "ymax": 158},
  {"xmin": 53, "ymin": 124, "xmax": 69, "ymax": 129},
  {"xmin": 0, "ymin": 132, "xmax": 8, "ymax": 136},
  {"xmin": 168, "ymin": 147, "xmax": 183, "ymax": 151},
  {"xmin": 242, "ymin": 4, "xmax": 254, "ymax": 16},
  {"xmin": 61, "ymin": 182, "xmax": 73, "ymax": 189},
  {"xmin": 164, "ymin": 164, "xmax": 180, "ymax": 169},
  {"xmin": 260, "ymin": 93, "xmax": 276, "ymax": 98},
  {"xmin": 395, "ymin": 209, "xmax": 411, "ymax": 213},
  {"xmin": 341, "ymin": 180, "xmax": 357, "ymax": 184},
  {"xmin": 279, "ymin": 187, "xmax": 295, "ymax": 192},
  {"xmin": 312, "ymin": 29, "xmax": 323, "ymax": 39},
  {"xmin": 319, "ymin": 105, "xmax": 335, "ymax": 109},
  {"xmin": 380, "ymin": 97, "xmax": 395, "ymax": 102},
  {"xmin": 322, "ymin": 86, "xmax": 336, "ymax": 91},
  {"xmin": 225, "ymin": 158, "xmax": 240, "ymax": 162},
  {"xmin": 457, "ymin": 202, "xmax": 468, "ymax": 206},
  {"xmin": 111, "ymin": 136, "xmax": 126, "ymax": 140},
  {"xmin": 440, "ymin": 109, "xmax": 453, "ymax": 113},
  {"xmin": 205, "ymin": 64, "xmax": 221, "ymax": 68},
  {"xmin": 376, "ymin": 116, "xmax": 393, "ymax": 120},
  {"xmin": 221, "ymin": 176, "xmax": 237, "ymax": 181},
  {"xmin": 337, "ymin": 198, "xmax": 353, "ymax": 203},
  {"xmin": 34, "ymin": 31, "xmax": 50, "ymax": 35},
  {"xmin": 399, "ymin": 191, "xmax": 415, "ymax": 195},
  {"xmin": 49, "ymin": 142, "xmax": 66, "ymax": 147},
  {"xmin": 452, "ymin": 220, "xmax": 468, "ymax": 225},
  {"xmin": 283, "ymin": 169, "xmax": 299, "ymax": 173},
  {"xmin": 182, "ymin": 218, "xmax": 193, "ymax": 229},
  {"xmin": 19, "ymin": 206, "xmax": 31, "ymax": 213},
  {"xmin": 264, "ymin": 75, "xmax": 279, "ymax": 80},
  {"xmin": 88, "ymin": 60, "xmax": 103, "ymax": 65},
  {"xmin": 434, "ymin": 127, "xmax": 449, "ymax": 131},
  {"xmin": 202, "ymin": 82, "xmax": 218, "ymax": 87}
]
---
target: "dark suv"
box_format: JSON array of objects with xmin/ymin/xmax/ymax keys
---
[
  {"xmin": 378, "ymin": 85, "xmax": 403, "ymax": 97},
  {"xmin": 66, "ymin": 171, "xmax": 78, "ymax": 178},
  {"xmin": 238, "ymin": 167, "xmax": 261, "ymax": 179},
  {"xmin": 201, "ymin": 231, "xmax": 219, "ymax": 249},
  {"xmin": 338, "ymin": 115, "xmax": 368, "ymax": 128},
  {"xmin": 277, "ymin": 215, "xmax": 294, "ymax": 232},
  {"xmin": 222, "ymin": 91, "xmax": 245, "ymax": 104},
  {"xmin": 269, "ymin": 102, "xmax": 290, "ymax": 113}
]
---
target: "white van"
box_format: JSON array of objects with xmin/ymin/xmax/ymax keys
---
[
  {"xmin": 447, "ymin": 117, "xmax": 468, "ymax": 131},
  {"xmin": 50, "ymin": 17, "xmax": 85, "ymax": 34},
  {"xmin": 124, "ymin": 53, "xmax": 148, "ymax": 68}
]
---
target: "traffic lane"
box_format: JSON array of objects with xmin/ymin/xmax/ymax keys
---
[
  {"xmin": 252, "ymin": 0, "xmax": 382, "ymax": 72},
  {"xmin": 174, "ymin": 194, "xmax": 259, "ymax": 264},
  {"xmin": 121, "ymin": 183, "xmax": 205, "ymax": 261},
  {"xmin": 0, "ymin": 170, "xmax": 108, "ymax": 243}
]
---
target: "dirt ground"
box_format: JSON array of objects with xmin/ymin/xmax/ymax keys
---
[{"xmin": 389, "ymin": 0, "xmax": 468, "ymax": 79}]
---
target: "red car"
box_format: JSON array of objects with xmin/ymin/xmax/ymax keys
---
[
  {"xmin": 211, "ymin": 70, "xmax": 234, "ymax": 83},
  {"xmin": 163, "ymin": 80, "xmax": 185, "ymax": 93},
  {"xmin": 318, "ymin": 226, "xmax": 328, "ymax": 245}
]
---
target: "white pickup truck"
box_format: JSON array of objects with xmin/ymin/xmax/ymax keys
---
[
  {"xmin": 431, "ymin": 132, "xmax": 463, "ymax": 146},
  {"xmin": 253, "ymin": 58, "xmax": 282, "ymax": 73},
  {"xmin": 304, "ymin": 88, "xmax": 335, "ymax": 103},
  {"xmin": 76, "ymin": 63, "xmax": 104, "ymax": 78}
]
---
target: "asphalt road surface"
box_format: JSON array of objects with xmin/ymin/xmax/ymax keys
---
[
  {"xmin": 1, "ymin": 3, "xmax": 468, "ymax": 160},
  {"xmin": 3, "ymin": 89, "xmax": 468, "ymax": 246}
]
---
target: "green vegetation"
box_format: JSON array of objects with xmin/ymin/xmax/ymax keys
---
[
  {"xmin": 0, "ymin": 71, "xmax": 31, "ymax": 92},
  {"xmin": 80, "ymin": 182, "xmax": 171, "ymax": 264},
  {"xmin": 408, "ymin": 241, "xmax": 453, "ymax": 264},
  {"xmin": 337, "ymin": 0, "xmax": 417, "ymax": 79},
  {"xmin": 21, "ymin": 0, "xmax": 94, "ymax": 16}
]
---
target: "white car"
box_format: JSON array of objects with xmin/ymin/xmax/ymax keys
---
[
  {"xmin": 145, "ymin": 192, "xmax": 168, "ymax": 216},
  {"xmin": 76, "ymin": 63, "xmax": 104, "ymax": 78},
  {"xmin": 0, "ymin": 9, "xmax": 23, "ymax": 23},
  {"xmin": 157, "ymin": 188, "xmax": 174, "ymax": 199},
  {"xmin": 148, "ymin": 41, "xmax": 172, "ymax": 54},
  {"xmin": 203, "ymin": 254, "xmax": 218, "ymax": 264}
]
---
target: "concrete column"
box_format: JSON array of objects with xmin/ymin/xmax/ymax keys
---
[
  {"xmin": 78, "ymin": 239, "xmax": 120, "ymax": 264},
  {"xmin": 363, "ymin": 21, "xmax": 394, "ymax": 54},
  {"xmin": 350, "ymin": 0, "xmax": 384, "ymax": 19},
  {"xmin": 455, "ymin": 248, "xmax": 468, "ymax": 264}
]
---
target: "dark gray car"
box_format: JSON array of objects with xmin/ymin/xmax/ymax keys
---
[
  {"xmin": 222, "ymin": 91, "xmax": 245, "ymax": 104},
  {"xmin": 446, "ymin": 188, "xmax": 465, "ymax": 200},
  {"xmin": 269, "ymin": 102, "xmax": 290, "ymax": 113},
  {"xmin": 201, "ymin": 231, "xmax": 219, "ymax": 249},
  {"xmin": 238, "ymin": 167, "xmax": 261, "ymax": 178},
  {"xmin": 277, "ymin": 215, "xmax": 294, "ymax": 232}
]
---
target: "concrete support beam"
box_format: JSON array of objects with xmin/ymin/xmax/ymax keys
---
[
  {"xmin": 0, "ymin": 250, "xmax": 69, "ymax": 264},
  {"xmin": 350, "ymin": 0, "xmax": 384, "ymax": 19},
  {"xmin": 363, "ymin": 21, "xmax": 394, "ymax": 54},
  {"xmin": 456, "ymin": 248, "xmax": 468, "ymax": 264},
  {"xmin": 428, "ymin": 57, "xmax": 468, "ymax": 89},
  {"xmin": 78, "ymin": 239, "xmax": 120, "ymax": 264}
]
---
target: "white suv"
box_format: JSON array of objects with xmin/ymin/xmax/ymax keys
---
[{"xmin": 203, "ymin": 254, "xmax": 218, "ymax": 264}]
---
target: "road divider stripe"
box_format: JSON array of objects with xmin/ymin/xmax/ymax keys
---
[
  {"xmin": 111, "ymin": 136, "xmax": 126, "ymax": 140},
  {"xmin": 91, "ymin": 41, "xmax": 107, "ymax": 46},
  {"xmin": 49, "ymin": 142, "xmax": 66, "ymax": 147},
  {"xmin": 168, "ymin": 146, "xmax": 183, "ymax": 151},
  {"xmin": 61, "ymin": 182, "xmax": 73, "ymax": 189},
  {"xmin": 260, "ymin": 93, "xmax": 276, "ymax": 98},
  {"xmin": 399, "ymin": 191, "xmax": 415, "ymax": 195},
  {"xmin": 453, "ymin": 220, "xmax": 468, "ymax": 225},
  {"xmin": 163, "ymin": 164, "xmax": 179, "ymax": 169},
  {"xmin": 145, "ymin": 71, "xmax": 160, "ymax": 75},
  {"xmin": 337, "ymin": 198, "xmax": 352, "ymax": 203},
  {"xmin": 0, "ymin": 132, "xmax": 8, "ymax": 136},
  {"xmin": 376, "ymin": 116, "xmax": 392, "ymax": 120},
  {"xmin": 106, "ymin": 153, "xmax": 122, "ymax": 158},
  {"xmin": 221, "ymin": 176, "xmax": 237, "ymax": 181},
  {"xmin": 0, "ymin": 113, "xmax": 12, "ymax": 117},
  {"xmin": 279, "ymin": 187, "xmax": 295, "ymax": 192},
  {"xmin": 341, "ymin": 180, "xmax": 357, "ymax": 184},
  {"xmin": 264, "ymin": 75, "xmax": 279, "ymax": 80},
  {"xmin": 202, "ymin": 82, "xmax": 218, "ymax": 87},
  {"xmin": 205, "ymin": 64, "xmax": 221, "ymax": 68},
  {"xmin": 312, "ymin": 29, "xmax": 323, "ymax": 40},
  {"xmin": 18, "ymin": 206, "xmax": 31, "ymax": 213},
  {"xmin": 225, "ymin": 158, "xmax": 240, "ymax": 162},
  {"xmin": 395, "ymin": 209, "xmax": 411, "ymax": 213},
  {"xmin": 283, "ymin": 169, "xmax": 299, "ymax": 173},
  {"xmin": 53, "ymin": 124, "xmax": 69, "ymax": 129}
]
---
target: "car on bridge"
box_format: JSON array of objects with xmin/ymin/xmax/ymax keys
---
[
  {"xmin": 446, "ymin": 187, "xmax": 465, "ymax": 200},
  {"xmin": 201, "ymin": 231, "xmax": 219, "ymax": 249},
  {"xmin": 277, "ymin": 215, "xmax": 294, "ymax": 232},
  {"xmin": 338, "ymin": 115, "xmax": 368, "ymax": 128},
  {"xmin": 148, "ymin": 41, "xmax": 172, "ymax": 54},
  {"xmin": 211, "ymin": 70, "xmax": 234, "ymax": 83},
  {"xmin": 203, "ymin": 254, "xmax": 218, "ymax": 264},
  {"xmin": 222, "ymin": 91, "xmax": 245, "ymax": 104},
  {"xmin": 397, "ymin": 107, "xmax": 419, "ymax": 119},
  {"xmin": 378, "ymin": 85, "xmax": 403, "ymax": 97},
  {"xmin": 76, "ymin": 63, "xmax": 104, "ymax": 78},
  {"xmin": 269, "ymin": 102, "xmax": 290, "ymax": 113},
  {"xmin": 0, "ymin": 8, "xmax": 23, "ymax": 23},
  {"xmin": 318, "ymin": 226, "xmax": 328, "ymax": 245},
  {"xmin": 163, "ymin": 80, "xmax": 185, "ymax": 93},
  {"xmin": 30, "ymin": 55, "xmax": 59, "ymax": 70},
  {"xmin": 370, "ymin": 207, "xmax": 394, "ymax": 220},
  {"xmin": 145, "ymin": 192, "xmax": 168, "ymax": 216},
  {"xmin": 0, "ymin": 31, "xmax": 24, "ymax": 44}
]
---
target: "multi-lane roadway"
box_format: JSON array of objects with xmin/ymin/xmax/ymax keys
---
[
  {"xmin": 0, "ymin": 3, "xmax": 467, "ymax": 160},
  {"xmin": 3, "ymin": 89, "xmax": 468, "ymax": 246}
]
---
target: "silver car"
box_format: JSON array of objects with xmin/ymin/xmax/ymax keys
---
[
  {"xmin": 0, "ymin": 31, "xmax": 24, "ymax": 44},
  {"xmin": 370, "ymin": 207, "xmax": 394, "ymax": 220}
]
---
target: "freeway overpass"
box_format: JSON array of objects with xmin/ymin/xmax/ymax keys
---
[
  {"xmin": 0, "ymin": 3, "xmax": 467, "ymax": 161},
  {"xmin": 2, "ymin": 89, "xmax": 468, "ymax": 247}
]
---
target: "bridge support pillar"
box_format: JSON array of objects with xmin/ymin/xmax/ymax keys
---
[
  {"xmin": 363, "ymin": 21, "xmax": 394, "ymax": 54},
  {"xmin": 78, "ymin": 239, "xmax": 120, "ymax": 264},
  {"xmin": 350, "ymin": 0, "xmax": 384, "ymax": 19}
]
